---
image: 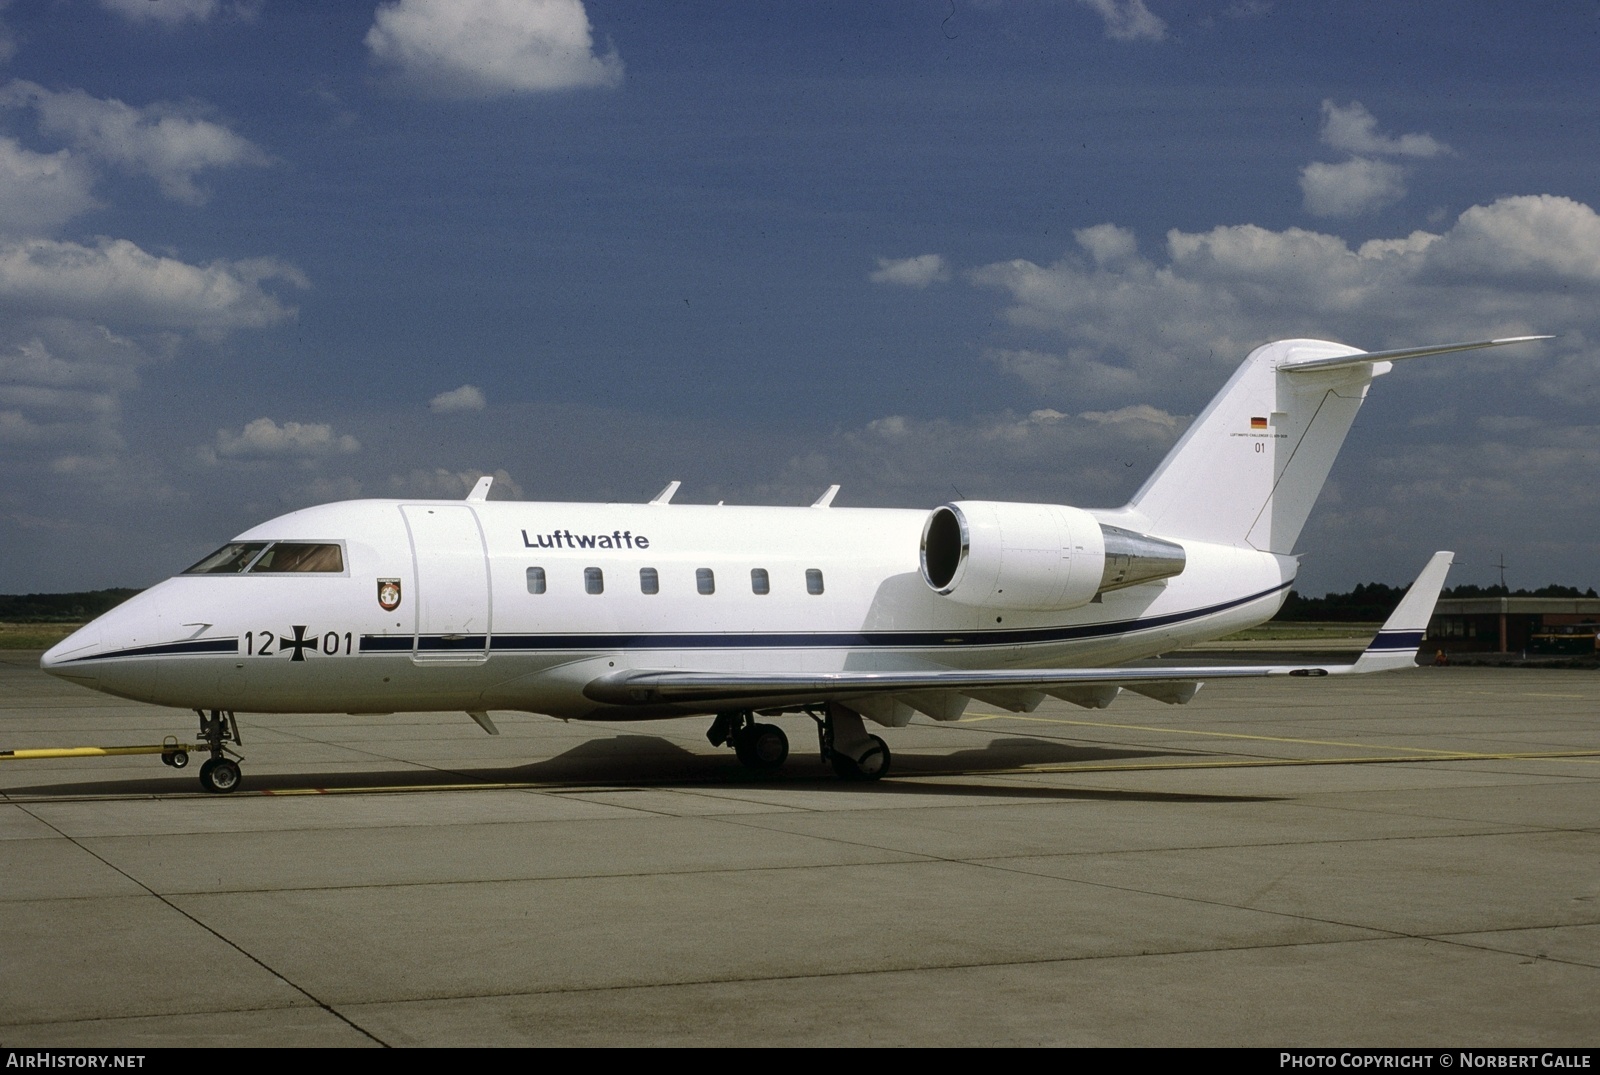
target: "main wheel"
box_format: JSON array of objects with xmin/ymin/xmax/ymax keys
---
[
  {"xmin": 199, "ymin": 757, "xmax": 241, "ymax": 794},
  {"xmin": 830, "ymin": 735, "xmax": 890, "ymax": 782},
  {"xmin": 732, "ymin": 726, "xmax": 754, "ymax": 766},
  {"xmin": 740, "ymin": 723, "xmax": 788, "ymax": 770}
]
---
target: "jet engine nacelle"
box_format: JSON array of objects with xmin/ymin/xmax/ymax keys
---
[{"xmin": 919, "ymin": 500, "xmax": 1186, "ymax": 611}]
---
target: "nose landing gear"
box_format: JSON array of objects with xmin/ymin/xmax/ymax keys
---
[{"xmin": 193, "ymin": 709, "xmax": 244, "ymax": 794}]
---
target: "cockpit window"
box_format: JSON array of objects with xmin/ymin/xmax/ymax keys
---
[
  {"xmin": 183, "ymin": 542, "xmax": 270, "ymax": 574},
  {"xmin": 247, "ymin": 543, "xmax": 344, "ymax": 573},
  {"xmin": 181, "ymin": 541, "xmax": 345, "ymax": 575}
]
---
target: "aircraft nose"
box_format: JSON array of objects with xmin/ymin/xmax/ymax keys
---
[{"xmin": 40, "ymin": 622, "xmax": 102, "ymax": 686}]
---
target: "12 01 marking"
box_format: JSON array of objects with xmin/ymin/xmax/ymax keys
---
[{"xmin": 244, "ymin": 628, "xmax": 353, "ymax": 658}]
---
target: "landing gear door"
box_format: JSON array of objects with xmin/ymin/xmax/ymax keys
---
[{"xmin": 401, "ymin": 504, "xmax": 491, "ymax": 662}]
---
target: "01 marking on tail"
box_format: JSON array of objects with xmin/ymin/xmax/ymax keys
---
[{"xmin": 39, "ymin": 335, "xmax": 1549, "ymax": 791}]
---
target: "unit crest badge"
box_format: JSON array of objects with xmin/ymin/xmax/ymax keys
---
[{"xmin": 377, "ymin": 578, "xmax": 402, "ymax": 611}]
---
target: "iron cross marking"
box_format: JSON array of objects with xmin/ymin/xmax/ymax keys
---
[{"xmin": 280, "ymin": 625, "xmax": 315, "ymax": 662}]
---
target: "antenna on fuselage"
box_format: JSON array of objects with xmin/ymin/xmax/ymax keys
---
[
  {"xmin": 466, "ymin": 475, "xmax": 493, "ymax": 502},
  {"xmin": 811, "ymin": 485, "xmax": 840, "ymax": 508},
  {"xmin": 650, "ymin": 480, "xmax": 681, "ymax": 505}
]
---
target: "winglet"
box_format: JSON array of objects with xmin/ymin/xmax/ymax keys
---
[
  {"xmin": 1351, "ymin": 551, "xmax": 1455, "ymax": 672},
  {"xmin": 466, "ymin": 476, "xmax": 493, "ymax": 502},
  {"xmin": 650, "ymin": 481, "xmax": 681, "ymax": 505},
  {"xmin": 811, "ymin": 484, "xmax": 840, "ymax": 508}
]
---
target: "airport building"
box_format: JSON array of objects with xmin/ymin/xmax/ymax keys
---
[{"xmin": 1427, "ymin": 596, "xmax": 1600, "ymax": 654}]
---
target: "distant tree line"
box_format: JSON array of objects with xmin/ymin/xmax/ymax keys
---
[
  {"xmin": 0, "ymin": 589, "xmax": 142, "ymax": 621},
  {"xmin": 1279, "ymin": 582, "xmax": 1599, "ymax": 621}
]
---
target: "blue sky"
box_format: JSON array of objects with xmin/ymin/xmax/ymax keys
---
[{"xmin": 1, "ymin": 0, "xmax": 1598, "ymax": 596}]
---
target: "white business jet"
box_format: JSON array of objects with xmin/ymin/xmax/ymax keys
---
[{"xmin": 41, "ymin": 335, "xmax": 1547, "ymax": 792}]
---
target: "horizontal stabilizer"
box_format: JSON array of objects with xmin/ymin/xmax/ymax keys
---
[{"xmin": 1281, "ymin": 336, "xmax": 1551, "ymax": 375}]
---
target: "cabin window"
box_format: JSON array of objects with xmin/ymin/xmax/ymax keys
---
[
  {"xmin": 640, "ymin": 567, "xmax": 659, "ymax": 595},
  {"xmin": 806, "ymin": 568, "xmax": 824, "ymax": 595},
  {"xmin": 751, "ymin": 568, "xmax": 770, "ymax": 595},
  {"xmin": 526, "ymin": 567, "xmax": 546, "ymax": 594},
  {"xmin": 696, "ymin": 568, "xmax": 715, "ymax": 595},
  {"xmin": 246, "ymin": 542, "xmax": 344, "ymax": 573},
  {"xmin": 183, "ymin": 542, "xmax": 269, "ymax": 574},
  {"xmin": 585, "ymin": 567, "xmax": 604, "ymax": 595}
]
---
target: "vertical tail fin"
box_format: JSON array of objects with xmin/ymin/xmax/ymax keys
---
[{"xmin": 1126, "ymin": 339, "xmax": 1378, "ymax": 551}]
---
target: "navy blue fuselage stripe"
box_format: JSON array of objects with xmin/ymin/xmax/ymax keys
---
[
  {"xmin": 65, "ymin": 638, "xmax": 239, "ymax": 662},
  {"xmin": 69, "ymin": 581, "xmax": 1298, "ymax": 661},
  {"xmin": 357, "ymin": 579, "xmax": 1292, "ymax": 653},
  {"xmin": 417, "ymin": 635, "xmax": 488, "ymax": 650}
]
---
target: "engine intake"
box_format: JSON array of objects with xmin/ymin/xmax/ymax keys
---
[{"xmin": 919, "ymin": 501, "xmax": 1185, "ymax": 611}]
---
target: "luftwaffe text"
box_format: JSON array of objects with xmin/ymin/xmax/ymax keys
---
[{"xmin": 521, "ymin": 529, "xmax": 650, "ymax": 550}]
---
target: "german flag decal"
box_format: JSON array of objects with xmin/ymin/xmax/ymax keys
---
[{"xmin": 1250, "ymin": 416, "xmax": 1268, "ymax": 429}]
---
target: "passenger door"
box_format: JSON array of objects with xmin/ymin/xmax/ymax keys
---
[{"xmin": 401, "ymin": 504, "xmax": 491, "ymax": 661}]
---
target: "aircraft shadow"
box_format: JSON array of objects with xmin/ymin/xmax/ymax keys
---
[{"xmin": 2, "ymin": 733, "xmax": 1277, "ymax": 804}]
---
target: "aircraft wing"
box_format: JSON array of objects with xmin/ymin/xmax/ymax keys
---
[{"xmin": 584, "ymin": 552, "xmax": 1454, "ymax": 720}]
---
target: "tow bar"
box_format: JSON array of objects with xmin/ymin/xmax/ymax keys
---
[{"xmin": 1, "ymin": 709, "xmax": 245, "ymax": 793}]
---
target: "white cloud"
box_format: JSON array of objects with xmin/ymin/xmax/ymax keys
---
[
  {"xmin": 0, "ymin": 321, "xmax": 146, "ymax": 469},
  {"xmin": 967, "ymin": 195, "xmax": 1600, "ymax": 409},
  {"xmin": 1076, "ymin": 0, "xmax": 1166, "ymax": 42},
  {"xmin": 0, "ymin": 137, "xmax": 98, "ymax": 235},
  {"xmin": 1319, "ymin": 100, "xmax": 1449, "ymax": 159},
  {"xmin": 1298, "ymin": 101, "xmax": 1450, "ymax": 218},
  {"xmin": 1073, "ymin": 223, "xmax": 1140, "ymax": 268},
  {"xmin": 0, "ymin": 237, "xmax": 305, "ymax": 331},
  {"xmin": 1299, "ymin": 156, "xmax": 1407, "ymax": 218},
  {"xmin": 1423, "ymin": 195, "xmax": 1600, "ymax": 284},
  {"xmin": 985, "ymin": 346, "xmax": 1143, "ymax": 400},
  {"xmin": 813, "ymin": 403, "xmax": 1185, "ymax": 508},
  {"xmin": 366, "ymin": 0, "xmax": 623, "ymax": 98},
  {"xmin": 99, "ymin": 0, "xmax": 221, "ymax": 24},
  {"xmin": 869, "ymin": 254, "xmax": 949, "ymax": 288},
  {"xmin": 429, "ymin": 383, "xmax": 487, "ymax": 412},
  {"xmin": 214, "ymin": 418, "xmax": 361, "ymax": 460},
  {"xmin": 0, "ymin": 80, "xmax": 270, "ymax": 204}
]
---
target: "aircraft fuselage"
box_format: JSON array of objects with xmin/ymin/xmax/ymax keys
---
[{"xmin": 42, "ymin": 498, "xmax": 1293, "ymax": 720}]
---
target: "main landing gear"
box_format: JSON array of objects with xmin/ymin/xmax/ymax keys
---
[
  {"xmin": 186, "ymin": 709, "xmax": 244, "ymax": 794},
  {"xmin": 707, "ymin": 711, "xmax": 789, "ymax": 770},
  {"xmin": 814, "ymin": 702, "xmax": 890, "ymax": 781},
  {"xmin": 706, "ymin": 703, "xmax": 890, "ymax": 782}
]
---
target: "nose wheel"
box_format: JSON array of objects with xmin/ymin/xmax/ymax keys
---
[
  {"xmin": 192, "ymin": 709, "xmax": 244, "ymax": 794},
  {"xmin": 199, "ymin": 757, "xmax": 241, "ymax": 793}
]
